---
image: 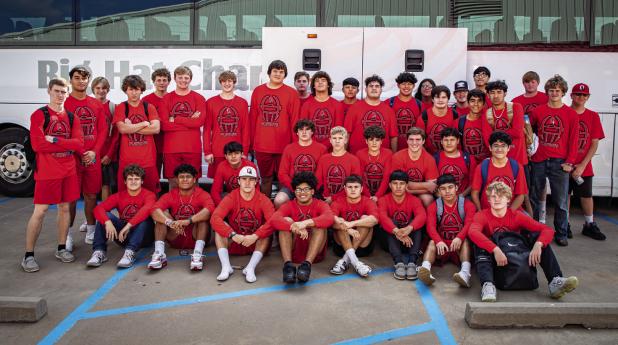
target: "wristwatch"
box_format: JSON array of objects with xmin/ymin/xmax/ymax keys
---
[
  {"xmin": 52, "ymin": 137, "xmax": 58, "ymax": 143},
  {"xmin": 228, "ymin": 231, "xmax": 237, "ymax": 239}
]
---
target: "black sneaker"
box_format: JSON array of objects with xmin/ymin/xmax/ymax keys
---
[
  {"xmin": 567, "ymin": 223, "xmax": 573, "ymax": 239},
  {"xmin": 582, "ymin": 222, "xmax": 606, "ymax": 241},
  {"xmin": 554, "ymin": 237, "xmax": 568, "ymax": 247},
  {"xmin": 282, "ymin": 261, "xmax": 296, "ymax": 284},
  {"xmin": 297, "ymin": 261, "xmax": 312, "ymax": 283}
]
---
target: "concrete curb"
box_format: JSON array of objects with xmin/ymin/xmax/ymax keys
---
[
  {"xmin": 465, "ymin": 302, "xmax": 618, "ymax": 329},
  {"xmin": 0, "ymin": 296, "xmax": 47, "ymax": 323}
]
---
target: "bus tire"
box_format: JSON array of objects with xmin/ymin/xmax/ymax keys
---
[{"xmin": 0, "ymin": 127, "xmax": 35, "ymax": 196}]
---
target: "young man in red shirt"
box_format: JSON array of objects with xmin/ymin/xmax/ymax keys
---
[
  {"xmin": 435, "ymin": 128, "xmax": 476, "ymax": 197},
  {"xmin": 204, "ymin": 70, "xmax": 250, "ymax": 179},
  {"xmin": 377, "ymin": 170, "xmax": 426, "ymax": 280},
  {"xmin": 315, "ymin": 126, "xmax": 362, "ymax": 203},
  {"xmin": 270, "ymin": 172, "xmax": 334, "ymax": 283},
  {"xmin": 275, "ymin": 119, "xmax": 327, "ymax": 208},
  {"xmin": 250, "ymin": 60, "xmax": 300, "ymax": 197},
  {"xmin": 91, "ymin": 76, "xmax": 118, "ymax": 202},
  {"xmin": 86, "ymin": 165, "xmax": 156, "ymax": 268},
  {"xmin": 414, "ymin": 78, "xmax": 435, "ymax": 113},
  {"xmin": 418, "ymin": 174, "xmax": 476, "ymax": 287},
  {"xmin": 356, "ymin": 126, "xmax": 392, "ymax": 200},
  {"xmin": 344, "ymin": 75, "xmax": 398, "ymax": 153},
  {"xmin": 569, "ymin": 83, "xmax": 606, "ymax": 240},
  {"xmin": 471, "ymin": 131, "xmax": 527, "ymax": 211},
  {"xmin": 457, "ymin": 89, "xmax": 490, "ymax": 164},
  {"xmin": 299, "ymin": 71, "xmax": 344, "ymax": 149},
  {"xmin": 390, "ymin": 127, "xmax": 438, "ymax": 207},
  {"xmin": 65, "ymin": 66, "xmax": 107, "ymax": 246},
  {"xmin": 468, "ymin": 181, "xmax": 578, "ymax": 302},
  {"xmin": 22, "ymin": 78, "xmax": 84, "ymax": 272},
  {"xmin": 512, "ymin": 71, "xmax": 548, "ymax": 116},
  {"xmin": 149, "ymin": 164, "xmax": 215, "ymax": 271},
  {"xmin": 330, "ymin": 175, "xmax": 377, "ymax": 277},
  {"xmin": 340, "ymin": 77, "xmax": 359, "ymax": 117},
  {"xmin": 452, "ymin": 81, "xmax": 470, "ymax": 116},
  {"xmin": 529, "ymin": 75, "xmax": 579, "ymax": 246},
  {"xmin": 211, "ymin": 166, "xmax": 274, "ymax": 283},
  {"xmin": 294, "ymin": 71, "xmax": 311, "ymax": 107},
  {"xmin": 114, "ymin": 75, "xmax": 161, "ymax": 193},
  {"xmin": 211, "ymin": 141, "xmax": 257, "ymax": 205},
  {"xmin": 142, "ymin": 68, "xmax": 171, "ymax": 178},
  {"xmin": 386, "ymin": 72, "xmax": 424, "ymax": 151},
  {"xmin": 472, "ymin": 66, "xmax": 491, "ymax": 97},
  {"xmin": 159, "ymin": 66, "xmax": 206, "ymax": 190},
  {"xmin": 423, "ymin": 85, "xmax": 458, "ymax": 154}
]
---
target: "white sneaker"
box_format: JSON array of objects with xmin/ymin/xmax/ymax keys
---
[
  {"xmin": 481, "ymin": 282, "xmax": 497, "ymax": 302},
  {"xmin": 190, "ymin": 253, "xmax": 203, "ymax": 271},
  {"xmin": 65, "ymin": 230, "xmax": 74, "ymax": 252},
  {"xmin": 148, "ymin": 252, "xmax": 167, "ymax": 270},
  {"xmin": 117, "ymin": 249, "xmax": 136, "ymax": 268},
  {"xmin": 85, "ymin": 225, "xmax": 95, "ymax": 245},
  {"xmin": 242, "ymin": 267, "xmax": 257, "ymax": 283},
  {"xmin": 330, "ymin": 259, "xmax": 349, "ymax": 275},
  {"xmin": 217, "ymin": 267, "xmax": 234, "ymax": 281},
  {"xmin": 87, "ymin": 250, "xmax": 108, "ymax": 267},
  {"xmin": 539, "ymin": 209, "xmax": 547, "ymax": 224},
  {"xmin": 453, "ymin": 271, "xmax": 472, "ymax": 288},
  {"xmin": 353, "ymin": 261, "xmax": 372, "ymax": 277},
  {"xmin": 79, "ymin": 221, "xmax": 87, "ymax": 232},
  {"xmin": 418, "ymin": 266, "xmax": 436, "ymax": 286}
]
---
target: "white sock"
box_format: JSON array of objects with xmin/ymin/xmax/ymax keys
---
[
  {"xmin": 86, "ymin": 224, "xmax": 96, "ymax": 232},
  {"xmin": 342, "ymin": 252, "xmax": 351, "ymax": 264},
  {"xmin": 584, "ymin": 215, "xmax": 593, "ymax": 224},
  {"xmin": 194, "ymin": 240, "xmax": 205, "ymax": 254},
  {"xmin": 243, "ymin": 251, "xmax": 263, "ymax": 282},
  {"xmin": 345, "ymin": 249, "xmax": 359, "ymax": 266},
  {"xmin": 461, "ymin": 261, "xmax": 471, "ymax": 275},
  {"xmin": 217, "ymin": 248, "xmax": 232, "ymax": 271},
  {"xmin": 154, "ymin": 240, "xmax": 165, "ymax": 254},
  {"xmin": 422, "ymin": 260, "xmax": 432, "ymax": 270}
]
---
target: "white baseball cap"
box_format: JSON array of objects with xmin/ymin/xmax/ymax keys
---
[{"xmin": 238, "ymin": 166, "xmax": 258, "ymax": 179}]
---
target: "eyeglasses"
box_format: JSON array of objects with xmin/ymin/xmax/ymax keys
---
[
  {"xmin": 295, "ymin": 187, "xmax": 313, "ymax": 193},
  {"xmin": 421, "ymin": 84, "xmax": 433, "ymax": 89},
  {"xmin": 491, "ymin": 143, "xmax": 508, "ymax": 150},
  {"xmin": 474, "ymin": 72, "xmax": 488, "ymax": 78}
]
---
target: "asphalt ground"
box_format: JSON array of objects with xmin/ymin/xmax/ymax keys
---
[{"xmin": 0, "ymin": 195, "xmax": 617, "ymax": 345}]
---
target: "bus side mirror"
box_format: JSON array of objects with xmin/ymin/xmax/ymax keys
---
[
  {"xmin": 405, "ymin": 49, "xmax": 424, "ymax": 72},
  {"xmin": 303, "ymin": 49, "xmax": 321, "ymax": 71}
]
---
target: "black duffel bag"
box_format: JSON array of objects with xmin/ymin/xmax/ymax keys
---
[{"xmin": 492, "ymin": 231, "xmax": 539, "ymax": 290}]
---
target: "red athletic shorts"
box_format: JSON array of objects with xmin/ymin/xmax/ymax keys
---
[
  {"xmin": 167, "ymin": 224, "xmax": 212, "ymax": 249},
  {"xmin": 254, "ymin": 152, "xmax": 281, "ymax": 178},
  {"xmin": 206, "ymin": 156, "xmax": 226, "ymax": 178},
  {"xmin": 433, "ymin": 240, "xmax": 461, "ymax": 267},
  {"xmin": 76, "ymin": 160, "xmax": 102, "ymax": 194},
  {"xmin": 163, "ymin": 153, "xmax": 202, "ymax": 178},
  {"xmin": 34, "ymin": 174, "xmax": 80, "ymax": 205},
  {"xmin": 117, "ymin": 163, "xmax": 160, "ymax": 193},
  {"xmin": 292, "ymin": 231, "xmax": 327, "ymax": 264}
]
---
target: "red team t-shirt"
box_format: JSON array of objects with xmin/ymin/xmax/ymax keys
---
[
  {"xmin": 203, "ymin": 95, "xmax": 250, "ymax": 158},
  {"xmin": 390, "ymin": 149, "xmax": 439, "ymax": 183},
  {"xmin": 574, "ymin": 108, "xmax": 605, "ymax": 176},
  {"xmin": 299, "ymin": 97, "xmax": 344, "ymax": 148},
  {"xmin": 315, "ymin": 152, "xmax": 363, "ymax": 199},
  {"xmin": 159, "ymin": 91, "xmax": 206, "ymax": 154},
  {"xmin": 426, "ymin": 198, "xmax": 476, "ymax": 244},
  {"xmin": 93, "ymin": 189, "xmax": 156, "ymax": 225},
  {"xmin": 434, "ymin": 151, "xmax": 477, "ymax": 192},
  {"xmin": 99, "ymin": 100, "xmax": 119, "ymax": 162},
  {"xmin": 142, "ymin": 92, "xmax": 165, "ymax": 157},
  {"xmin": 530, "ymin": 104, "xmax": 579, "ymax": 165},
  {"xmin": 512, "ymin": 92, "xmax": 548, "ymax": 116},
  {"xmin": 278, "ymin": 141, "xmax": 327, "ymax": 190},
  {"xmin": 420, "ymin": 100, "xmax": 432, "ymax": 113},
  {"xmin": 344, "ymin": 100, "xmax": 397, "ymax": 153},
  {"xmin": 453, "ymin": 105, "xmax": 470, "ymax": 116},
  {"xmin": 471, "ymin": 159, "xmax": 528, "ymax": 209},
  {"xmin": 331, "ymin": 196, "xmax": 379, "ymax": 223},
  {"xmin": 377, "ymin": 193, "xmax": 426, "ymax": 234},
  {"xmin": 481, "ymin": 102, "xmax": 527, "ymax": 165},
  {"xmin": 340, "ymin": 100, "xmax": 356, "ymax": 118},
  {"xmin": 211, "ymin": 158, "xmax": 257, "ymax": 205},
  {"xmin": 64, "ymin": 95, "xmax": 107, "ymax": 159},
  {"xmin": 423, "ymin": 107, "xmax": 457, "ymax": 154},
  {"xmin": 249, "ymin": 83, "xmax": 300, "ymax": 154},
  {"xmin": 355, "ymin": 147, "xmax": 392, "ymax": 197},
  {"xmin": 457, "ymin": 115, "xmax": 489, "ymax": 164},
  {"xmin": 385, "ymin": 97, "xmax": 424, "ymax": 151},
  {"xmin": 113, "ymin": 101, "xmax": 160, "ymax": 168}
]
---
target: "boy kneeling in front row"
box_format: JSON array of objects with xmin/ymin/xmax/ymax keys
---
[
  {"xmin": 418, "ymin": 173, "xmax": 476, "ymax": 287},
  {"xmin": 468, "ymin": 181, "xmax": 578, "ymax": 302}
]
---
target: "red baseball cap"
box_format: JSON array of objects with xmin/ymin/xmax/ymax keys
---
[{"xmin": 571, "ymin": 83, "xmax": 590, "ymax": 95}]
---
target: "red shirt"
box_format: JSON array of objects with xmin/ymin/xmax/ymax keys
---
[
  {"xmin": 30, "ymin": 106, "xmax": 84, "ymax": 180},
  {"xmin": 574, "ymin": 108, "xmax": 605, "ymax": 176},
  {"xmin": 315, "ymin": 152, "xmax": 363, "ymax": 198},
  {"xmin": 530, "ymin": 104, "xmax": 579, "ymax": 164},
  {"xmin": 299, "ymin": 96, "xmax": 311, "ymax": 109},
  {"xmin": 299, "ymin": 97, "xmax": 344, "ymax": 148},
  {"xmin": 424, "ymin": 107, "xmax": 457, "ymax": 154},
  {"xmin": 154, "ymin": 187, "xmax": 215, "ymax": 221},
  {"xmin": 420, "ymin": 100, "xmax": 432, "ymax": 113},
  {"xmin": 457, "ymin": 115, "xmax": 489, "ymax": 164},
  {"xmin": 356, "ymin": 147, "xmax": 392, "ymax": 197},
  {"xmin": 331, "ymin": 196, "xmax": 379, "ymax": 221},
  {"xmin": 270, "ymin": 199, "xmax": 334, "ymax": 231},
  {"xmin": 340, "ymin": 100, "xmax": 356, "ymax": 118},
  {"xmin": 142, "ymin": 92, "xmax": 165, "ymax": 156},
  {"xmin": 377, "ymin": 193, "xmax": 426, "ymax": 234},
  {"xmin": 211, "ymin": 158, "xmax": 257, "ymax": 205},
  {"xmin": 64, "ymin": 95, "xmax": 107, "ymax": 157},
  {"xmin": 385, "ymin": 97, "xmax": 424, "ymax": 151},
  {"xmin": 481, "ymin": 102, "xmax": 527, "ymax": 165},
  {"xmin": 512, "ymin": 92, "xmax": 548, "ymax": 115},
  {"xmin": 113, "ymin": 101, "xmax": 159, "ymax": 168},
  {"xmin": 159, "ymin": 91, "xmax": 206, "ymax": 154},
  {"xmin": 93, "ymin": 189, "xmax": 156, "ymax": 225},
  {"xmin": 471, "ymin": 159, "xmax": 528, "ymax": 209},
  {"xmin": 204, "ymin": 95, "xmax": 250, "ymax": 158},
  {"xmin": 344, "ymin": 100, "xmax": 397, "ymax": 153},
  {"xmin": 249, "ymin": 83, "xmax": 300, "ymax": 154},
  {"xmin": 210, "ymin": 189, "xmax": 274, "ymax": 238},
  {"xmin": 468, "ymin": 209, "xmax": 554, "ymax": 252},
  {"xmin": 278, "ymin": 141, "xmax": 327, "ymax": 190},
  {"xmin": 390, "ymin": 149, "xmax": 439, "ymax": 183},
  {"xmin": 435, "ymin": 151, "xmax": 477, "ymax": 192},
  {"xmin": 453, "ymin": 105, "xmax": 470, "ymax": 116},
  {"xmin": 426, "ymin": 198, "xmax": 476, "ymax": 244},
  {"xmin": 99, "ymin": 100, "xmax": 119, "ymax": 162}
]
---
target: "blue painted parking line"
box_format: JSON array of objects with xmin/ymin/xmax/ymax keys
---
[
  {"xmin": 0, "ymin": 197, "xmax": 15, "ymax": 204},
  {"xmin": 595, "ymin": 212, "xmax": 618, "ymax": 226}
]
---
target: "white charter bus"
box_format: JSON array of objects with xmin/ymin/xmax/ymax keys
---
[{"xmin": 0, "ymin": 0, "xmax": 617, "ymax": 197}]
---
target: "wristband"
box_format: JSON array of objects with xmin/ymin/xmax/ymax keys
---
[
  {"xmin": 188, "ymin": 217, "xmax": 193, "ymax": 225},
  {"xmin": 52, "ymin": 137, "xmax": 58, "ymax": 143},
  {"xmin": 164, "ymin": 219, "xmax": 173, "ymax": 227},
  {"xmin": 228, "ymin": 231, "xmax": 237, "ymax": 239}
]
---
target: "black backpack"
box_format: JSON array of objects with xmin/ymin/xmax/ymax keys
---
[
  {"xmin": 124, "ymin": 101, "xmax": 149, "ymax": 118},
  {"xmin": 421, "ymin": 108, "xmax": 459, "ymax": 124},
  {"xmin": 492, "ymin": 231, "xmax": 539, "ymax": 290},
  {"xmin": 24, "ymin": 107, "xmax": 74, "ymax": 171}
]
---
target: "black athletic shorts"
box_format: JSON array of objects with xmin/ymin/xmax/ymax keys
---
[{"xmin": 569, "ymin": 176, "xmax": 593, "ymax": 198}]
